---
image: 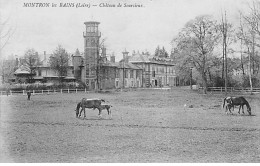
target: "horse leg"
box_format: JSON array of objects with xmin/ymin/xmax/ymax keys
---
[
  {"xmin": 108, "ymin": 108, "xmax": 112, "ymax": 119},
  {"xmin": 84, "ymin": 108, "xmax": 86, "ymax": 118},
  {"xmin": 80, "ymin": 108, "xmax": 85, "ymax": 118},
  {"xmin": 98, "ymin": 108, "xmax": 102, "ymax": 118},
  {"xmin": 229, "ymin": 107, "xmax": 233, "ymax": 114},
  {"xmin": 225, "ymin": 106, "xmax": 229, "ymax": 114},
  {"xmin": 107, "ymin": 108, "xmax": 110, "ymax": 115},
  {"xmin": 229, "ymin": 106, "xmax": 233, "ymax": 114},
  {"xmin": 79, "ymin": 108, "xmax": 83, "ymax": 117},
  {"xmin": 238, "ymin": 106, "xmax": 241, "ymax": 114},
  {"xmin": 226, "ymin": 105, "xmax": 232, "ymax": 114}
]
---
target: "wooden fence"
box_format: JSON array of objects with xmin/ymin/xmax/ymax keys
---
[
  {"xmin": 0, "ymin": 88, "xmax": 90, "ymax": 96},
  {"xmin": 1, "ymin": 87, "xmax": 260, "ymax": 96},
  {"xmin": 199, "ymin": 87, "xmax": 260, "ymax": 93}
]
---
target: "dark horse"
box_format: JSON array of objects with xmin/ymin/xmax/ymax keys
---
[
  {"xmin": 223, "ymin": 96, "xmax": 251, "ymax": 115},
  {"xmin": 75, "ymin": 98, "xmax": 105, "ymax": 118}
]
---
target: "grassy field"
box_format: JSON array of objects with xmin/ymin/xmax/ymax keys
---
[{"xmin": 0, "ymin": 88, "xmax": 260, "ymax": 162}]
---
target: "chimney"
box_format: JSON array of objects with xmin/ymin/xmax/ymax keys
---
[
  {"xmin": 110, "ymin": 55, "xmax": 115, "ymax": 63},
  {"xmin": 44, "ymin": 51, "xmax": 46, "ymax": 60},
  {"xmin": 16, "ymin": 57, "xmax": 19, "ymax": 67},
  {"xmin": 122, "ymin": 49, "xmax": 129, "ymax": 63}
]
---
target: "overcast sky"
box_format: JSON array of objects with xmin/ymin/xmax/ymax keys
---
[{"xmin": 0, "ymin": 0, "xmax": 253, "ymax": 61}]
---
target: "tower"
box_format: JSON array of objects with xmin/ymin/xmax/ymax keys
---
[{"xmin": 83, "ymin": 21, "xmax": 101, "ymax": 90}]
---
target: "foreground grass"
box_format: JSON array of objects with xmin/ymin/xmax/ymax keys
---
[{"xmin": 1, "ymin": 88, "xmax": 260, "ymax": 162}]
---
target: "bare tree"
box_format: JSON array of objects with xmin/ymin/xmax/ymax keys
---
[
  {"xmin": 236, "ymin": 1, "xmax": 260, "ymax": 93},
  {"xmin": 219, "ymin": 10, "xmax": 235, "ymax": 95},
  {"xmin": 0, "ymin": 11, "xmax": 16, "ymax": 83},
  {"xmin": 22, "ymin": 48, "xmax": 41, "ymax": 83},
  {"xmin": 49, "ymin": 45, "xmax": 69, "ymax": 83},
  {"xmin": 0, "ymin": 57, "xmax": 17, "ymax": 83},
  {"xmin": 0, "ymin": 14, "xmax": 15, "ymax": 59},
  {"xmin": 96, "ymin": 38, "xmax": 106, "ymax": 90},
  {"xmin": 173, "ymin": 15, "xmax": 220, "ymax": 94}
]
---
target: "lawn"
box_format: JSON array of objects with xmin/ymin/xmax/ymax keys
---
[{"xmin": 0, "ymin": 88, "xmax": 260, "ymax": 162}]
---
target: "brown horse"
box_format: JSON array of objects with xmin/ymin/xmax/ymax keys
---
[
  {"xmin": 75, "ymin": 98, "xmax": 105, "ymax": 118},
  {"xmin": 223, "ymin": 96, "xmax": 251, "ymax": 115}
]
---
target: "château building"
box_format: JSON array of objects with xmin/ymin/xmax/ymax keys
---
[{"xmin": 9, "ymin": 20, "xmax": 179, "ymax": 90}]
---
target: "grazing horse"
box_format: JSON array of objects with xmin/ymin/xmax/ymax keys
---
[
  {"xmin": 75, "ymin": 98, "xmax": 105, "ymax": 118},
  {"xmin": 223, "ymin": 96, "xmax": 251, "ymax": 115}
]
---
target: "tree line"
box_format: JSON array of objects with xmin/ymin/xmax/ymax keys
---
[
  {"xmin": 170, "ymin": 1, "xmax": 260, "ymax": 94},
  {"xmin": 1, "ymin": 45, "xmax": 70, "ymax": 84}
]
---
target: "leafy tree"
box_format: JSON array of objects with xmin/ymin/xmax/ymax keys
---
[
  {"xmin": 160, "ymin": 47, "xmax": 169, "ymax": 58},
  {"xmin": 154, "ymin": 46, "xmax": 160, "ymax": 57},
  {"xmin": 154, "ymin": 46, "xmax": 169, "ymax": 58},
  {"xmin": 49, "ymin": 45, "xmax": 69, "ymax": 83}
]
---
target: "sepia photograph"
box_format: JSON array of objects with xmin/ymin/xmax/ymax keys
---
[{"xmin": 0, "ymin": 0, "xmax": 260, "ymax": 163}]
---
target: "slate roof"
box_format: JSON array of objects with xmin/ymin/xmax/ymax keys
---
[
  {"xmin": 128, "ymin": 53, "xmax": 175, "ymax": 65},
  {"xmin": 102, "ymin": 60, "xmax": 142, "ymax": 70},
  {"xmin": 14, "ymin": 65, "xmax": 30, "ymax": 75},
  {"xmin": 128, "ymin": 53, "xmax": 152, "ymax": 63},
  {"xmin": 115, "ymin": 62, "xmax": 142, "ymax": 70}
]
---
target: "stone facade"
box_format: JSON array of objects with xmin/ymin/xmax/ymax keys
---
[{"xmin": 129, "ymin": 53, "xmax": 178, "ymax": 87}]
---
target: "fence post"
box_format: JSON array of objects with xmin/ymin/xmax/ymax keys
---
[
  {"xmin": 76, "ymin": 89, "xmax": 77, "ymax": 93},
  {"xmin": 10, "ymin": 90, "xmax": 12, "ymax": 95},
  {"xmin": 221, "ymin": 87, "xmax": 222, "ymax": 92},
  {"xmin": 48, "ymin": 90, "xmax": 50, "ymax": 94},
  {"xmin": 23, "ymin": 90, "xmax": 25, "ymax": 95},
  {"xmin": 85, "ymin": 88, "xmax": 86, "ymax": 93},
  {"xmin": 33, "ymin": 90, "xmax": 35, "ymax": 95},
  {"xmin": 68, "ymin": 88, "xmax": 69, "ymax": 93},
  {"xmin": 1, "ymin": 91, "xmax": 2, "ymax": 95}
]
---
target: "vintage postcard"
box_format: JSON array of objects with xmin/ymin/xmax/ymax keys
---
[{"xmin": 0, "ymin": 0, "xmax": 259, "ymax": 163}]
